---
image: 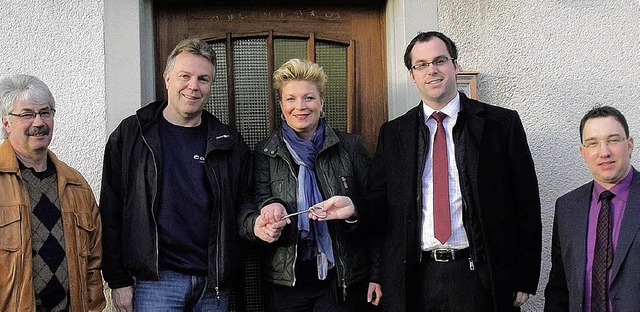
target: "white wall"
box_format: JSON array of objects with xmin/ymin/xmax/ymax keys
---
[
  {"xmin": 104, "ymin": 0, "xmax": 155, "ymax": 135},
  {"xmin": 437, "ymin": 1, "xmax": 640, "ymax": 310},
  {"xmin": 0, "ymin": 0, "xmax": 106, "ymax": 192},
  {"xmin": 386, "ymin": 0, "xmax": 439, "ymax": 118}
]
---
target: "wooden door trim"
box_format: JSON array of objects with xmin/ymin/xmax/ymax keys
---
[
  {"xmin": 224, "ymin": 33, "xmax": 237, "ymax": 127},
  {"xmin": 154, "ymin": 3, "xmax": 387, "ymax": 152},
  {"xmin": 347, "ymin": 39, "xmax": 356, "ymax": 132},
  {"xmin": 266, "ymin": 31, "xmax": 276, "ymax": 133}
]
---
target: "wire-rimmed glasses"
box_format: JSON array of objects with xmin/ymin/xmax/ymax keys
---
[
  {"xmin": 581, "ymin": 137, "xmax": 628, "ymax": 149},
  {"xmin": 281, "ymin": 205, "xmax": 327, "ymax": 220},
  {"xmin": 8, "ymin": 109, "xmax": 56, "ymax": 120}
]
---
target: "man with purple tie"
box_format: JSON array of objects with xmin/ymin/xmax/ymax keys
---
[{"xmin": 545, "ymin": 106, "xmax": 638, "ymax": 311}]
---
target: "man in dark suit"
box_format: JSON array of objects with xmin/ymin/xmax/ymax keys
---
[
  {"xmin": 367, "ymin": 31, "xmax": 542, "ymax": 311},
  {"xmin": 545, "ymin": 106, "xmax": 637, "ymax": 311}
]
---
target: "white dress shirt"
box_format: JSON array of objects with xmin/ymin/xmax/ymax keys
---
[{"xmin": 420, "ymin": 94, "xmax": 470, "ymax": 250}]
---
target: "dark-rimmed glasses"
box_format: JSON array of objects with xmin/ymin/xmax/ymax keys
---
[
  {"xmin": 282, "ymin": 205, "xmax": 327, "ymax": 220},
  {"xmin": 411, "ymin": 56, "xmax": 455, "ymax": 71},
  {"xmin": 8, "ymin": 109, "xmax": 56, "ymax": 120}
]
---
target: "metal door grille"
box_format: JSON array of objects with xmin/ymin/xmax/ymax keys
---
[{"xmin": 206, "ymin": 34, "xmax": 354, "ymax": 150}]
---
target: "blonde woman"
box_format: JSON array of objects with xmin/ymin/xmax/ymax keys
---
[{"xmin": 240, "ymin": 59, "xmax": 381, "ymax": 311}]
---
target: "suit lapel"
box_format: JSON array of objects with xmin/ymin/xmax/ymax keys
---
[
  {"xmin": 610, "ymin": 169, "xmax": 640, "ymax": 282},
  {"xmin": 567, "ymin": 183, "xmax": 593, "ymax": 298},
  {"xmin": 457, "ymin": 94, "xmax": 484, "ymax": 190},
  {"xmin": 459, "ymin": 94, "xmax": 485, "ymax": 149},
  {"xmin": 394, "ymin": 105, "xmax": 420, "ymax": 171}
]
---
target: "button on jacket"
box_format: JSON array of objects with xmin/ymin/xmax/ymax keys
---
[{"xmin": 0, "ymin": 140, "xmax": 105, "ymax": 311}]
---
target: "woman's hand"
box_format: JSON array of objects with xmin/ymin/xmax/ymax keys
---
[
  {"xmin": 309, "ymin": 195, "xmax": 356, "ymax": 221},
  {"xmin": 368, "ymin": 282, "xmax": 382, "ymax": 306},
  {"xmin": 254, "ymin": 203, "xmax": 290, "ymax": 243}
]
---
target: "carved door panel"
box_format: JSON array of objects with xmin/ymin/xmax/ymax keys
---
[{"xmin": 154, "ymin": 2, "xmax": 387, "ymax": 152}]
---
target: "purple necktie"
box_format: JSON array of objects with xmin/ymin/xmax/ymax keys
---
[{"xmin": 592, "ymin": 190, "xmax": 615, "ymax": 312}]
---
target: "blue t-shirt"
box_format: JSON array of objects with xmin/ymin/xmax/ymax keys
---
[{"xmin": 157, "ymin": 117, "xmax": 211, "ymax": 275}]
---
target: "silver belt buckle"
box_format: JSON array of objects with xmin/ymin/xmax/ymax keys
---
[{"xmin": 432, "ymin": 248, "xmax": 455, "ymax": 262}]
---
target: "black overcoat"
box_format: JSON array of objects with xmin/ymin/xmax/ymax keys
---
[{"xmin": 368, "ymin": 93, "xmax": 542, "ymax": 311}]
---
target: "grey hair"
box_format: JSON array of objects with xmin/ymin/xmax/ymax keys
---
[
  {"xmin": 0, "ymin": 74, "xmax": 55, "ymax": 139},
  {"xmin": 164, "ymin": 38, "xmax": 217, "ymax": 76}
]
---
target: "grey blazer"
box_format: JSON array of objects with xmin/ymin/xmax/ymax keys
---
[{"xmin": 545, "ymin": 168, "xmax": 640, "ymax": 311}]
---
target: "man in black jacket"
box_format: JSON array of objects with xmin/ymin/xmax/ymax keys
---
[
  {"xmin": 100, "ymin": 38, "xmax": 252, "ymax": 311},
  {"xmin": 368, "ymin": 31, "xmax": 542, "ymax": 311}
]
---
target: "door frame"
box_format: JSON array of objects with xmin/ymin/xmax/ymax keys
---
[
  {"xmin": 103, "ymin": 0, "xmax": 439, "ymax": 144},
  {"xmin": 154, "ymin": 3, "xmax": 387, "ymax": 152}
]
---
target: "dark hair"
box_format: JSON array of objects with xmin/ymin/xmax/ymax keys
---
[
  {"xmin": 579, "ymin": 105, "xmax": 630, "ymax": 142},
  {"xmin": 403, "ymin": 31, "xmax": 458, "ymax": 70}
]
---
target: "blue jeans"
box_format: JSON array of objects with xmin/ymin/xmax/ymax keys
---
[{"xmin": 134, "ymin": 270, "xmax": 230, "ymax": 311}]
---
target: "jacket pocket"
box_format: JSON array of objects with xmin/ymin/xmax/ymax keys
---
[
  {"xmin": 0, "ymin": 205, "xmax": 21, "ymax": 251},
  {"xmin": 270, "ymin": 179, "xmax": 284, "ymax": 195},
  {"xmin": 74, "ymin": 212, "xmax": 96, "ymax": 257},
  {"xmin": 339, "ymin": 176, "xmax": 360, "ymax": 197}
]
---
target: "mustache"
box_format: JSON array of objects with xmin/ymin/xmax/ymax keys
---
[{"xmin": 25, "ymin": 125, "xmax": 50, "ymax": 136}]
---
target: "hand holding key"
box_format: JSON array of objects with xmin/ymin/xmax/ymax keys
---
[
  {"xmin": 255, "ymin": 196, "xmax": 356, "ymax": 243},
  {"xmin": 307, "ymin": 196, "xmax": 356, "ymax": 221},
  {"xmin": 282, "ymin": 205, "xmax": 327, "ymax": 220},
  {"xmin": 254, "ymin": 203, "xmax": 289, "ymax": 243}
]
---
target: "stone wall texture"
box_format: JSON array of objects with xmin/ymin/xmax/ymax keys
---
[
  {"xmin": 0, "ymin": 0, "xmax": 106, "ymax": 192},
  {"xmin": 439, "ymin": 1, "xmax": 640, "ymax": 310}
]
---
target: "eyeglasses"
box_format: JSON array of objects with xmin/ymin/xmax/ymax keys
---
[
  {"xmin": 411, "ymin": 56, "xmax": 455, "ymax": 71},
  {"xmin": 582, "ymin": 137, "xmax": 628, "ymax": 149},
  {"xmin": 281, "ymin": 205, "xmax": 327, "ymax": 220},
  {"xmin": 8, "ymin": 109, "xmax": 56, "ymax": 120}
]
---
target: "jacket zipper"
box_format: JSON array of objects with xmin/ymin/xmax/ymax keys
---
[
  {"xmin": 332, "ymin": 176, "xmax": 349, "ymax": 300},
  {"xmin": 340, "ymin": 176, "xmax": 349, "ymax": 189},
  {"xmin": 209, "ymin": 161, "xmax": 222, "ymax": 300},
  {"xmin": 336, "ymin": 231, "xmax": 348, "ymax": 300},
  {"xmin": 277, "ymin": 150, "xmax": 298, "ymax": 287},
  {"xmin": 461, "ymin": 197, "xmax": 476, "ymax": 271},
  {"xmin": 452, "ymin": 121, "xmax": 477, "ymax": 272},
  {"xmin": 139, "ymin": 121, "xmax": 160, "ymax": 279},
  {"xmin": 292, "ymin": 239, "xmax": 298, "ymax": 287}
]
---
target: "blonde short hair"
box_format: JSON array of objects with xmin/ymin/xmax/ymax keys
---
[{"xmin": 273, "ymin": 59, "xmax": 327, "ymax": 100}]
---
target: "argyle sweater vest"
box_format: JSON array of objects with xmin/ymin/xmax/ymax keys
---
[{"xmin": 21, "ymin": 163, "xmax": 70, "ymax": 311}]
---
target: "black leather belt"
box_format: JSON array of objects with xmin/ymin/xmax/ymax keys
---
[{"xmin": 422, "ymin": 248, "xmax": 470, "ymax": 262}]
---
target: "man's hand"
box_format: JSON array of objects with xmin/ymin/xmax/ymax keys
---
[
  {"xmin": 367, "ymin": 282, "xmax": 382, "ymax": 306},
  {"xmin": 512, "ymin": 292, "xmax": 529, "ymax": 307},
  {"xmin": 111, "ymin": 286, "xmax": 134, "ymax": 312},
  {"xmin": 308, "ymin": 196, "xmax": 356, "ymax": 221},
  {"xmin": 254, "ymin": 203, "xmax": 289, "ymax": 243}
]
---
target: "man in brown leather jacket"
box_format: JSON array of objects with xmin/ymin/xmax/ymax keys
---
[{"xmin": 0, "ymin": 74, "xmax": 105, "ymax": 311}]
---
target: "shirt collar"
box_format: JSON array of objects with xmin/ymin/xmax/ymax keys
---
[
  {"xmin": 593, "ymin": 167, "xmax": 634, "ymax": 197},
  {"xmin": 422, "ymin": 92, "xmax": 461, "ymax": 123}
]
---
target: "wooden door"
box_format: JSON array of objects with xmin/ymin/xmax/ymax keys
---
[
  {"xmin": 154, "ymin": 2, "xmax": 386, "ymax": 311},
  {"xmin": 154, "ymin": 1, "xmax": 387, "ymax": 152}
]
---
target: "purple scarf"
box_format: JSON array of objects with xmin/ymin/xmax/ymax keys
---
[{"xmin": 281, "ymin": 120, "xmax": 334, "ymax": 280}]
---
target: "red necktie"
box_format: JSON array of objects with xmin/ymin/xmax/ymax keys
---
[{"xmin": 432, "ymin": 112, "xmax": 451, "ymax": 244}]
